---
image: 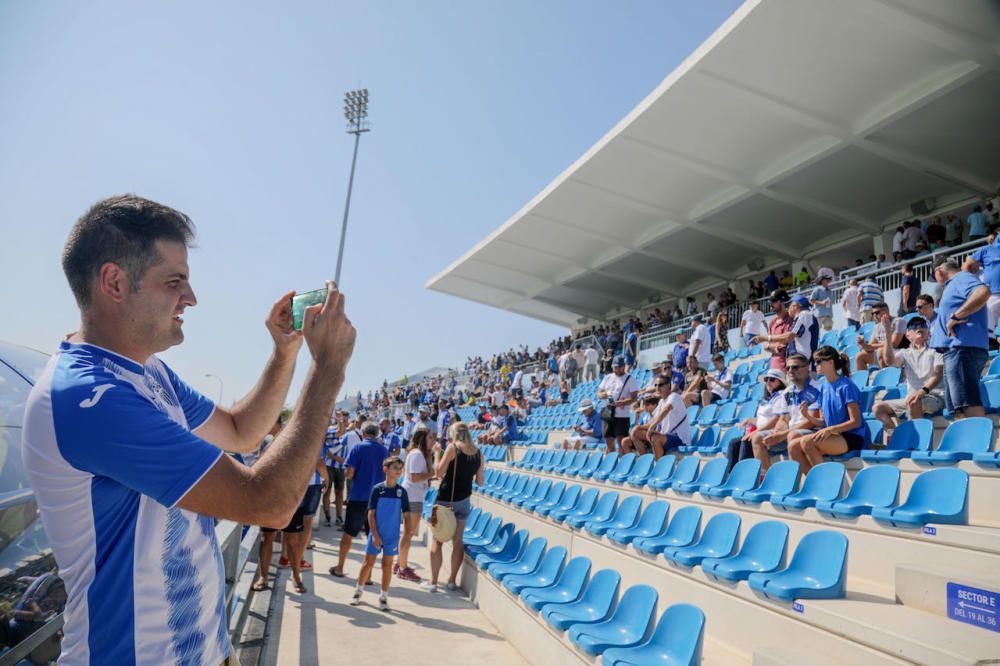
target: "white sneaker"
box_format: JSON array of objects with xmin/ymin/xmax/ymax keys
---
[
  {"xmin": 420, "ymin": 581, "xmax": 440, "ymax": 593},
  {"xmin": 350, "ymin": 588, "xmax": 363, "ymax": 606},
  {"xmin": 378, "ymin": 595, "xmax": 390, "ymax": 612},
  {"xmin": 446, "ymin": 582, "xmax": 459, "ymax": 591}
]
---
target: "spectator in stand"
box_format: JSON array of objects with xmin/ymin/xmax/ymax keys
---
[
  {"xmin": 762, "ymin": 294, "xmax": 817, "ymax": 361},
  {"xmin": 855, "ymin": 302, "xmax": 906, "ymax": 371},
  {"xmin": 740, "ymin": 301, "xmax": 767, "ymax": 347},
  {"xmin": 400, "ymin": 411, "xmax": 416, "ymax": 446},
  {"xmin": 903, "ymin": 220, "xmax": 922, "ymax": 255},
  {"xmin": 779, "ymin": 270, "xmax": 793, "ymax": 289},
  {"xmin": 899, "ymin": 263, "xmax": 920, "ymax": 315},
  {"xmin": 964, "ymin": 233, "xmax": 1000, "ymax": 334},
  {"xmin": 597, "ymin": 356, "xmax": 639, "ymax": 453},
  {"xmin": 583, "ymin": 344, "xmax": 600, "ymax": 382},
  {"xmin": 892, "ymin": 225, "xmax": 905, "ymax": 261},
  {"xmin": 685, "ymin": 296, "xmax": 697, "ymax": 316},
  {"xmin": 624, "ymin": 327, "xmax": 639, "ymax": 372},
  {"xmin": 671, "ymin": 332, "xmax": 689, "ymax": 369},
  {"xmin": 760, "ymin": 289, "xmax": 792, "ymax": 371},
  {"xmin": 562, "ymin": 399, "xmax": 604, "ymax": 450},
  {"xmin": 572, "ymin": 344, "xmax": 586, "ymax": 386},
  {"xmin": 788, "ymin": 346, "xmax": 868, "ymax": 473},
  {"xmin": 810, "ymin": 276, "xmax": 834, "ymax": 332},
  {"xmin": 841, "ymin": 278, "xmax": 862, "ymax": 329},
  {"xmin": 728, "ymin": 368, "xmax": 787, "ymax": 474},
  {"xmin": 946, "ymin": 214, "xmax": 963, "ymax": 246},
  {"xmin": 481, "ymin": 403, "xmax": 517, "ymax": 444},
  {"xmin": 713, "ymin": 311, "xmax": 730, "ymax": 354},
  {"xmin": 872, "ymin": 316, "xmax": 944, "ymax": 438},
  {"xmin": 643, "ymin": 377, "xmax": 691, "ymax": 458},
  {"xmin": 967, "ymin": 205, "xmax": 989, "ymax": 241},
  {"xmin": 396, "ymin": 430, "xmax": 434, "ymax": 583},
  {"xmin": 858, "ymin": 275, "xmax": 884, "ymax": 323},
  {"xmin": 681, "ymin": 355, "xmax": 709, "ymax": 407},
  {"xmin": 690, "ymin": 314, "xmax": 712, "ymax": 369},
  {"xmin": 706, "ymin": 293, "xmax": 719, "ymax": 319},
  {"xmin": 926, "ymin": 216, "xmax": 946, "ymax": 249},
  {"xmin": 670, "ymin": 303, "xmax": 684, "ymax": 320},
  {"xmin": 764, "ymin": 270, "xmax": 779, "ymax": 293},
  {"xmin": 621, "ymin": 397, "xmax": 661, "ymax": 455},
  {"xmin": 322, "ymin": 419, "xmax": 347, "ymax": 528},
  {"xmin": 701, "ymin": 354, "xmax": 732, "ymax": 407},
  {"xmin": 794, "ymin": 266, "xmax": 810, "ymax": 287},
  {"xmin": 914, "ymin": 242, "xmax": 931, "ymax": 258},
  {"xmin": 932, "ymin": 255, "xmax": 990, "ymax": 418},
  {"xmin": 751, "ymin": 354, "xmax": 820, "ymax": 474}
]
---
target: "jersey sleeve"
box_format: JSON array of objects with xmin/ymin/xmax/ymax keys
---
[
  {"xmin": 52, "ymin": 378, "xmax": 223, "ymax": 508},
  {"xmin": 839, "ymin": 380, "xmax": 861, "ymax": 407},
  {"xmin": 368, "ymin": 485, "xmax": 381, "ymax": 511},
  {"xmin": 160, "ymin": 360, "xmax": 215, "ymax": 430},
  {"xmin": 345, "ymin": 445, "xmax": 360, "ymax": 469}
]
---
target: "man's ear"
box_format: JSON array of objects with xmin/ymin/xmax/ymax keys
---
[{"xmin": 96, "ymin": 262, "xmax": 130, "ymax": 304}]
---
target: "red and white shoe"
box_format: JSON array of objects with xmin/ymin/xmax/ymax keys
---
[
  {"xmin": 299, "ymin": 560, "xmax": 313, "ymax": 570},
  {"xmin": 277, "ymin": 556, "xmax": 291, "ymax": 569}
]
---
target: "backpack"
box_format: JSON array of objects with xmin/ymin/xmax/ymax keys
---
[{"xmin": 564, "ymin": 356, "xmax": 578, "ymax": 375}]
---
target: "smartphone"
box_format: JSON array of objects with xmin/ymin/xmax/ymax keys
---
[{"xmin": 291, "ymin": 287, "xmax": 328, "ymax": 331}]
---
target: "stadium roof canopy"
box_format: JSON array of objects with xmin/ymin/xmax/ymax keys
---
[{"xmin": 427, "ymin": 0, "xmax": 1000, "ymax": 327}]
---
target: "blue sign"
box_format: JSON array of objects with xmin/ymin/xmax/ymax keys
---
[
  {"xmin": 792, "ymin": 602, "xmax": 804, "ymax": 614},
  {"xmin": 946, "ymin": 583, "xmax": 999, "ymax": 632},
  {"xmin": 922, "ymin": 526, "xmax": 937, "ymax": 536}
]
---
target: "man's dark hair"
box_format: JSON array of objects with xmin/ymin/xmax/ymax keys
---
[
  {"xmin": 642, "ymin": 396, "xmax": 660, "ymax": 406},
  {"xmin": 62, "ymin": 194, "xmax": 196, "ymax": 307},
  {"xmin": 917, "ymin": 293, "xmax": 935, "ymax": 306}
]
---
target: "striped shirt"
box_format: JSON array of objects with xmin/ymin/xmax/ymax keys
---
[{"xmin": 858, "ymin": 279, "xmax": 883, "ymax": 309}]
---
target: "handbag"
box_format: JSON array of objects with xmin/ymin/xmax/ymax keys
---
[
  {"xmin": 429, "ymin": 447, "xmax": 460, "ymax": 542},
  {"xmin": 600, "ymin": 375, "xmax": 633, "ymax": 424}
]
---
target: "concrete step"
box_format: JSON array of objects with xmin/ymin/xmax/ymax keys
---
[
  {"xmin": 895, "ymin": 563, "xmax": 1000, "ymax": 624},
  {"xmin": 751, "ymin": 644, "xmax": 909, "ymax": 666}
]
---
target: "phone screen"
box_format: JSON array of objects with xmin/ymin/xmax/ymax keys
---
[{"xmin": 291, "ymin": 287, "xmax": 328, "ymax": 331}]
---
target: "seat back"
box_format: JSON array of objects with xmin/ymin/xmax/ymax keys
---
[
  {"xmin": 759, "ymin": 460, "xmax": 801, "ymax": 495},
  {"xmin": 554, "ymin": 556, "xmax": 593, "ymax": 596},
  {"xmin": 850, "ymin": 369, "xmax": 871, "ymax": 389},
  {"xmin": 697, "ymin": 426, "xmax": 719, "ymax": 450},
  {"xmin": 697, "ymin": 404, "xmax": 718, "ymax": 426},
  {"xmin": 716, "ymin": 402, "xmax": 738, "ymax": 424},
  {"xmin": 590, "ymin": 492, "xmax": 620, "ymax": 522},
  {"xmin": 466, "ymin": 507, "xmax": 483, "ymax": 530},
  {"xmin": 749, "ymin": 383, "xmax": 765, "ymax": 403},
  {"xmin": 845, "ymin": 465, "xmax": 900, "ymax": 507},
  {"xmin": 870, "ymin": 367, "xmax": 901, "ymax": 389},
  {"xmin": 582, "ymin": 451, "xmax": 604, "ymax": 473},
  {"xmin": 887, "ymin": 419, "xmax": 933, "ymax": 452},
  {"xmin": 497, "ymin": 529, "xmax": 529, "ymax": 560},
  {"xmin": 865, "ymin": 418, "xmax": 884, "ymax": 446},
  {"xmin": 555, "ymin": 484, "xmax": 582, "ymax": 510},
  {"xmin": 664, "ymin": 505, "xmax": 702, "ymax": 542},
  {"xmin": 718, "ymin": 427, "xmax": 742, "ymax": 453},
  {"xmin": 686, "ymin": 405, "xmax": 701, "ymax": 424},
  {"xmin": 517, "ymin": 537, "xmax": 548, "ymax": 568},
  {"xmin": 937, "ymin": 417, "xmax": 993, "ymax": 453},
  {"xmin": 531, "ymin": 479, "xmax": 553, "ymax": 501},
  {"xmin": 467, "ymin": 511, "xmax": 491, "ymax": 537},
  {"xmin": 797, "ymin": 462, "xmax": 846, "ymax": 500},
  {"xmin": 539, "ymin": 450, "xmax": 557, "ymax": 467},
  {"xmin": 908, "ymin": 468, "xmax": 969, "ymax": 516},
  {"xmin": 636, "ymin": 500, "xmax": 670, "ymax": 531},
  {"xmin": 724, "ymin": 458, "xmax": 762, "ymax": 491},
  {"xmin": 695, "ymin": 512, "xmax": 741, "ymax": 553},
  {"xmin": 570, "ymin": 488, "xmax": 600, "ymax": 515},
  {"xmin": 609, "ymin": 495, "xmax": 643, "ymax": 526},
  {"xmin": 534, "ymin": 546, "xmax": 568, "ymax": 581},
  {"xmin": 672, "ymin": 456, "xmax": 701, "ymax": 484},
  {"xmin": 550, "ymin": 450, "xmax": 570, "ymax": 469},
  {"xmin": 629, "ymin": 453, "xmax": 655, "ymax": 480},
  {"xmin": 611, "ymin": 452, "xmax": 637, "ymax": 477},
  {"xmin": 736, "ymin": 400, "xmax": 758, "ymax": 422},
  {"xmin": 595, "ymin": 452, "xmax": 620, "ymax": 475},
  {"xmin": 649, "ymin": 454, "xmax": 677, "ymax": 481},
  {"xmin": 787, "ymin": 530, "xmax": 848, "ymax": 592},
  {"xmin": 650, "ymin": 604, "xmax": 705, "ymax": 666},
  {"xmin": 569, "ymin": 450, "xmax": 590, "ymax": 469},
  {"xmin": 509, "ymin": 476, "xmax": 529, "ymax": 496},
  {"xmin": 519, "ymin": 477, "xmax": 540, "ymax": 500},
  {"xmin": 578, "ymin": 569, "xmax": 622, "ymax": 612},
  {"xmin": 543, "ymin": 481, "xmax": 566, "ymax": 506},
  {"xmin": 738, "ymin": 520, "xmax": 789, "ymax": 570},
  {"xmin": 609, "ymin": 584, "xmax": 658, "ymax": 638},
  {"xmin": 693, "ymin": 458, "xmax": 728, "ymax": 489}
]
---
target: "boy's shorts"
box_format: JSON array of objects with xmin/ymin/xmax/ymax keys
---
[{"xmin": 366, "ymin": 532, "xmax": 400, "ymax": 556}]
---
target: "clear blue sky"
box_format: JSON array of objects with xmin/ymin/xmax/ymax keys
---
[{"xmin": 0, "ymin": 0, "xmax": 742, "ymax": 405}]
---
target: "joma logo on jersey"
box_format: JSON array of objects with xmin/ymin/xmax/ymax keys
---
[{"xmin": 79, "ymin": 384, "xmax": 115, "ymax": 408}]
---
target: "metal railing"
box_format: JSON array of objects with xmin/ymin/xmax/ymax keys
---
[
  {"xmin": 639, "ymin": 237, "xmax": 991, "ymax": 352},
  {"xmin": 0, "ymin": 521, "xmax": 260, "ymax": 665}
]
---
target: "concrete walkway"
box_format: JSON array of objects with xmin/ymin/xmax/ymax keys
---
[{"xmin": 261, "ymin": 521, "xmax": 527, "ymax": 666}]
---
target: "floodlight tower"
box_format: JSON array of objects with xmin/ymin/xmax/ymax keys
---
[{"xmin": 334, "ymin": 88, "xmax": 371, "ymax": 285}]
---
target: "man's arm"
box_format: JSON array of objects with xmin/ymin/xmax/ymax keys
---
[
  {"xmin": 195, "ymin": 292, "xmax": 302, "ymax": 453},
  {"xmin": 177, "ymin": 283, "xmax": 356, "ymax": 528}
]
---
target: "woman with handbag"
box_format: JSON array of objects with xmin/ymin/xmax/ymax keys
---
[
  {"xmin": 422, "ymin": 422, "xmax": 484, "ymax": 593},
  {"xmin": 396, "ymin": 429, "xmax": 434, "ymax": 583}
]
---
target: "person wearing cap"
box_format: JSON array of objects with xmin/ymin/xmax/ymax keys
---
[
  {"xmin": 753, "ymin": 289, "xmax": 792, "ymax": 371},
  {"xmin": 562, "ymin": 399, "xmax": 603, "ymax": 450},
  {"xmin": 689, "ymin": 314, "xmax": 712, "ymax": 370},
  {"xmin": 810, "ymin": 275, "xmax": 834, "ymax": 332},
  {"xmin": 671, "ymin": 332, "xmax": 689, "ymax": 370},
  {"xmin": 871, "ymin": 315, "xmax": 944, "ymax": 436},
  {"xmin": 597, "ymin": 355, "xmax": 639, "ymax": 453},
  {"xmin": 932, "ymin": 255, "xmax": 990, "ymax": 418},
  {"xmin": 854, "ymin": 302, "xmax": 907, "ymax": 371},
  {"xmin": 481, "ymin": 403, "xmax": 518, "ymax": 445},
  {"xmin": 379, "ymin": 417, "xmax": 403, "ymax": 458},
  {"xmin": 751, "ymin": 353, "xmax": 821, "ymax": 473},
  {"xmin": 728, "ymin": 368, "xmax": 787, "ymax": 473},
  {"xmin": 416, "ymin": 405, "xmax": 437, "ymax": 440},
  {"xmin": 756, "ymin": 294, "xmax": 818, "ymax": 361}
]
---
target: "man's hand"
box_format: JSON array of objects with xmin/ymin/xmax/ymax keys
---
[
  {"xmin": 302, "ymin": 281, "xmax": 357, "ymax": 374},
  {"xmin": 266, "ymin": 291, "xmax": 304, "ymax": 355},
  {"xmin": 372, "ymin": 534, "xmax": 382, "ymax": 550},
  {"xmin": 946, "ymin": 317, "xmax": 965, "ymax": 337},
  {"xmin": 905, "ymin": 392, "xmax": 922, "ymax": 408}
]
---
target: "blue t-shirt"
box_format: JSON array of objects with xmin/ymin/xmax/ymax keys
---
[
  {"xmin": 972, "ymin": 241, "xmax": 1000, "ymax": 295},
  {"xmin": 672, "ymin": 343, "xmax": 688, "ymax": 369},
  {"xmin": 818, "ymin": 376, "xmax": 867, "ymax": 441},
  {"xmin": 968, "ymin": 211, "xmax": 989, "ymax": 237},
  {"xmin": 625, "ymin": 332, "xmax": 637, "ymax": 357},
  {"xmin": 494, "ymin": 413, "xmax": 518, "ymax": 440},
  {"xmin": 810, "ymin": 286, "xmax": 833, "ymax": 318},
  {"xmin": 579, "ymin": 409, "xmax": 602, "ymax": 437},
  {"xmin": 671, "ymin": 369, "xmax": 686, "ymax": 391},
  {"xmin": 367, "ymin": 482, "xmax": 409, "ymax": 546},
  {"xmin": 346, "ymin": 439, "xmax": 388, "ymax": 502},
  {"xmin": 764, "ymin": 274, "xmax": 779, "ymax": 292},
  {"xmin": 933, "ymin": 271, "xmax": 989, "ymax": 349}
]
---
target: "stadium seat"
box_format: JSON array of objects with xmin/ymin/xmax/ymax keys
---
[
  {"xmin": 869, "ymin": 367, "xmax": 901, "ymax": 390},
  {"xmin": 686, "ymin": 405, "xmax": 701, "ymax": 425},
  {"xmin": 706, "ymin": 427, "xmax": 740, "ymax": 458},
  {"xmin": 567, "ymin": 584, "xmax": 658, "ymax": 656},
  {"xmin": 702, "ymin": 458, "xmax": 760, "ymax": 499},
  {"xmin": 521, "ymin": 556, "xmax": 592, "ymax": 611},
  {"xmin": 603, "ymin": 453, "xmax": 638, "ymax": 483},
  {"xmin": 489, "ymin": 536, "xmax": 547, "ymax": 580},
  {"xmin": 972, "ymin": 450, "xmax": 1000, "ymax": 467},
  {"xmin": 508, "ymin": 477, "xmax": 540, "ymax": 506},
  {"xmin": 639, "ymin": 454, "xmax": 677, "ymax": 489},
  {"xmin": 537, "ymin": 483, "xmax": 580, "ymax": 518},
  {"xmin": 601, "ymin": 603, "xmax": 705, "ymax": 666},
  {"xmin": 702, "ymin": 520, "xmax": 789, "ymax": 582},
  {"xmin": 622, "ymin": 453, "xmax": 655, "ymax": 486},
  {"xmin": 541, "ymin": 569, "xmax": 621, "ymax": 632},
  {"xmin": 634, "ymin": 506, "xmax": 702, "ymax": 555},
  {"xmin": 566, "ymin": 491, "xmax": 619, "ymax": 530},
  {"xmin": 541, "ymin": 450, "xmax": 571, "ymax": 473},
  {"xmin": 696, "ymin": 404, "xmax": 719, "ymax": 427},
  {"xmin": 663, "ymin": 512, "xmax": 740, "ymax": 567},
  {"xmin": 464, "ymin": 516, "xmax": 502, "ymax": 547},
  {"xmin": 607, "ymin": 500, "xmax": 670, "ymax": 546},
  {"xmin": 513, "ymin": 478, "xmax": 550, "ymax": 509},
  {"xmin": 734, "ymin": 399, "xmax": 758, "ymax": 424},
  {"xmin": 861, "ymin": 419, "xmax": 932, "ymax": 461},
  {"xmin": 692, "ymin": 426, "xmax": 719, "ymax": 455},
  {"xmin": 715, "ymin": 402, "xmax": 739, "ymax": 427},
  {"xmin": 674, "ymin": 457, "xmax": 727, "ymax": 495},
  {"xmin": 568, "ymin": 451, "xmax": 603, "ymax": 478},
  {"xmin": 733, "ymin": 460, "xmax": 801, "ymax": 505},
  {"xmin": 503, "ymin": 545, "xmax": 567, "ymax": 595},
  {"xmin": 871, "ymin": 468, "xmax": 969, "ymax": 527},
  {"xmin": 527, "ymin": 450, "xmax": 553, "ymax": 471},
  {"xmin": 815, "ymin": 465, "xmax": 900, "ymax": 518},
  {"xmin": 850, "ymin": 369, "xmax": 871, "ymax": 389},
  {"xmin": 748, "ymin": 530, "xmax": 849, "ymax": 601},
  {"xmin": 524, "ymin": 481, "xmax": 565, "ymax": 513},
  {"xmin": 585, "ymin": 453, "xmax": 619, "ymax": 480},
  {"xmin": 499, "ymin": 476, "xmax": 529, "ymax": 502},
  {"xmin": 550, "ymin": 487, "xmax": 599, "ymax": 523},
  {"xmin": 911, "ymin": 417, "xmax": 993, "ymax": 464},
  {"xmin": 771, "ymin": 462, "xmax": 845, "ymax": 510},
  {"xmin": 560, "ymin": 450, "xmax": 590, "ymax": 475},
  {"xmin": 585, "ymin": 495, "xmax": 643, "ymax": 537},
  {"xmin": 473, "ymin": 527, "xmax": 527, "ymax": 565},
  {"xmin": 659, "ymin": 456, "xmax": 699, "ymax": 491},
  {"xmin": 463, "ymin": 508, "xmax": 485, "ymax": 535}
]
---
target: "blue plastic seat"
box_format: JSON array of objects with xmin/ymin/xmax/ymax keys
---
[
  {"xmin": 550, "ymin": 487, "xmax": 600, "ymax": 523},
  {"xmin": 707, "ymin": 427, "xmax": 741, "ymax": 458},
  {"xmin": 715, "ymin": 402, "xmax": 739, "ymax": 427},
  {"xmin": 508, "ymin": 477, "xmax": 540, "ymax": 505},
  {"xmin": 566, "ymin": 491, "xmax": 619, "ymax": 530},
  {"xmin": 692, "ymin": 425, "xmax": 719, "ymax": 455},
  {"xmin": 567, "ymin": 584, "xmax": 658, "ymax": 656},
  {"xmin": 638, "ymin": 454, "xmax": 676, "ymax": 489},
  {"xmin": 663, "ymin": 512, "xmax": 741, "ymax": 567},
  {"xmin": 601, "ymin": 603, "xmax": 705, "ymax": 666},
  {"xmin": 607, "ymin": 500, "xmax": 670, "ymax": 546},
  {"xmin": 674, "ymin": 457, "xmax": 727, "ymax": 495},
  {"xmin": 524, "ymin": 481, "xmax": 565, "ymax": 513},
  {"xmin": 530, "ymin": 450, "xmax": 555, "ymax": 471},
  {"xmin": 474, "ymin": 528, "xmax": 527, "ymax": 566},
  {"xmin": 911, "ymin": 418, "xmax": 993, "ymax": 465},
  {"xmin": 870, "ymin": 367, "xmax": 902, "ymax": 390},
  {"xmin": 537, "ymin": 484, "xmax": 582, "ymax": 518},
  {"xmin": 815, "ymin": 465, "xmax": 900, "ymax": 518},
  {"xmin": 871, "ymin": 468, "xmax": 969, "ymax": 527},
  {"xmin": 513, "ymin": 478, "xmax": 550, "ymax": 508},
  {"xmin": 498, "ymin": 476, "xmax": 529, "ymax": 502},
  {"xmin": 521, "ymin": 556, "xmax": 592, "ymax": 611},
  {"xmin": 633, "ymin": 506, "xmax": 702, "ymax": 555},
  {"xmin": 510, "ymin": 450, "xmax": 536, "ymax": 468},
  {"xmin": 702, "ymin": 520, "xmax": 789, "ymax": 582},
  {"xmin": 568, "ymin": 451, "xmax": 603, "ymax": 478},
  {"xmin": 586, "ymin": 495, "xmax": 643, "ymax": 537},
  {"xmin": 541, "ymin": 569, "xmax": 621, "ymax": 632},
  {"xmin": 972, "ymin": 450, "xmax": 1000, "ymax": 467},
  {"xmin": 623, "ymin": 453, "xmax": 656, "ymax": 486},
  {"xmin": 463, "ymin": 510, "xmax": 489, "ymax": 538},
  {"xmin": 686, "ymin": 405, "xmax": 700, "ymax": 425},
  {"xmin": 463, "ymin": 507, "xmax": 483, "ymax": 533},
  {"xmin": 658, "ymin": 456, "xmax": 699, "ymax": 491},
  {"xmin": 772, "ymin": 462, "xmax": 845, "ymax": 510},
  {"xmin": 748, "ymin": 530, "xmax": 848, "ymax": 601},
  {"xmin": 586, "ymin": 453, "xmax": 620, "ymax": 481},
  {"xmin": 463, "ymin": 516, "xmax": 502, "ymax": 547},
  {"xmin": 733, "ymin": 460, "xmax": 800, "ymax": 505},
  {"xmin": 542, "ymin": 450, "xmax": 571, "ymax": 473},
  {"xmin": 503, "ymin": 545, "xmax": 567, "ymax": 594},
  {"xmin": 702, "ymin": 458, "xmax": 760, "ymax": 498},
  {"xmin": 561, "ymin": 450, "xmax": 590, "ymax": 476},
  {"xmin": 604, "ymin": 453, "xmax": 638, "ymax": 484},
  {"xmin": 489, "ymin": 536, "xmax": 548, "ymax": 580},
  {"xmin": 861, "ymin": 419, "xmax": 932, "ymax": 461},
  {"xmin": 696, "ymin": 404, "xmax": 719, "ymax": 427}
]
